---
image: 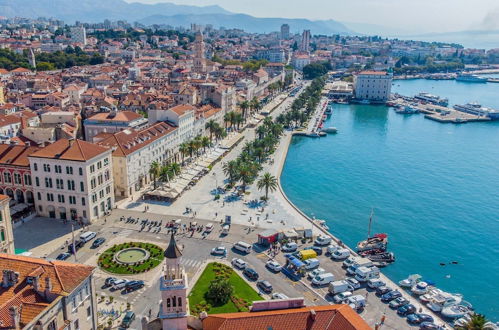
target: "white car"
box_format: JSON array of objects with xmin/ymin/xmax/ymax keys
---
[
  {"xmin": 271, "ymin": 292, "xmax": 289, "ymax": 300},
  {"xmin": 211, "ymin": 246, "xmax": 227, "ymax": 256},
  {"xmin": 282, "ymin": 242, "xmax": 298, "ymax": 252},
  {"xmin": 231, "ymin": 258, "xmax": 247, "ymax": 270},
  {"xmin": 112, "ymin": 279, "xmax": 128, "ymax": 290},
  {"xmin": 307, "ymin": 267, "xmax": 326, "ymax": 279},
  {"xmin": 333, "ymin": 291, "xmax": 353, "ymax": 303},
  {"xmin": 346, "ymin": 278, "xmax": 361, "ymax": 290},
  {"xmin": 265, "ymin": 260, "xmax": 282, "ymax": 272}
]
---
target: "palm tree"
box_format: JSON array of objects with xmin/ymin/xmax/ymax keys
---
[
  {"xmin": 149, "ymin": 161, "xmax": 161, "ymax": 189},
  {"xmin": 238, "ymin": 100, "xmax": 250, "ymax": 120},
  {"xmin": 214, "ymin": 125, "xmax": 227, "ymax": 141},
  {"xmin": 256, "ymin": 125, "xmax": 266, "ymax": 140},
  {"xmin": 201, "ymin": 136, "xmax": 211, "ymax": 153},
  {"xmin": 250, "ymin": 97, "xmax": 260, "ymax": 115},
  {"xmin": 205, "ymin": 120, "xmax": 217, "ymax": 142},
  {"xmin": 159, "ymin": 165, "xmax": 172, "ymax": 183},
  {"xmin": 223, "ymin": 112, "xmax": 231, "ymax": 131},
  {"xmin": 234, "ymin": 112, "xmax": 243, "ymax": 130},
  {"xmin": 169, "ymin": 163, "xmax": 181, "ymax": 178},
  {"xmin": 237, "ymin": 161, "xmax": 259, "ymax": 193},
  {"xmin": 257, "ymin": 172, "xmax": 278, "ymax": 200},
  {"xmin": 455, "ymin": 314, "xmax": 488, "ymax": 330},
  {"xmin": 223, "ymin": 160, "xmax": 239, "ymax": 187}
]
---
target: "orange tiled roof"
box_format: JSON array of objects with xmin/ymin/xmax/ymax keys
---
[
  {"xmin": 87, "ymin": 111, "xmax": 143, "ymax": 123},
  {"xmin": 29, "ymin": 139, "xmax": 109, "ymax": 162},
  {"xmin": 359, "ymin": 71, "xmax": 387, "ymax": 76},
  {"xmin": 202, "ymin": 305, "xmax": 371, "ymax": 330},
  {"xmin": 168, "ymin": 104, "xmax": 196, "ymax": 116},
  {"xmin": 0, "ymin": 144, "xmax": 41, "ymax": 167}
]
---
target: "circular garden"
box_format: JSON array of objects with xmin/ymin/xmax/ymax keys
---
[{"xmin": 98, "ymin": 242, "xmax": 164, "ymax": 275}]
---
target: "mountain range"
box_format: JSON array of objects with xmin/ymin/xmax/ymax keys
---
[{"xmin": 0, "ymin": 0, "xmax": 353, "ymax": 35}]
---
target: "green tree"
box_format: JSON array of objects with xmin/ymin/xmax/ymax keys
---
[
  {"xmin": 455, "ymin": 314, "xmax": 488, "ymax": 330},
  {"xmin": 223, "ymin": 160, "xmax": 239, "ymax": 186},
  {"xmin": 205, "ymin": 278, "xmax": 233, "ymax": 306},
  {"xmin": 149, "ymin": 161, "xmax": 161, "ymax": 189},
  {"xmin": 257, "ymin": 172, "xmax": 278, "ymax": 200},
  {"xmin": 36, "ymin": 62, "xmax": 55, "ymax": 71},
  {"xmin": 205, "ymin": 120, "xmax": 218, "ymax": 142}
]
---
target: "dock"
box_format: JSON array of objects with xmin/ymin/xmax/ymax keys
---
[{"xmin": 294, "ymin": 97, "xmax": 329, "ymax": 137}]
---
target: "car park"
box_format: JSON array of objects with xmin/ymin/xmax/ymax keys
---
[
  {"xmin": 265, "ymin": 260, "xmax": 282, "ymax": 272},
  {"xmin": 346, "ymin": 278, "xmax": 361, "ymax": 290},
  {"xmin": 211, "ymin": 246, "xmax": 227, "ymax": 256},
  {"xmin": 307, "ymin": 267, "xmax": 326, "ymax": 279},
  {"xmin": 91, "ymin": 237, "xmax": 106, "ymax": 248},
  {"xmin": 407, "ymin": 314, "xmax": 434, "ymax": 325},
  {"xmin": 397, "ymin": 304, "xmax": 417, "ymax": 316},
  {"xmin": 243, "ymin": 268, "xmax": 259, "ymax": 281},
  {"xmin": 381, "ymin": 290, "xmax": 402, "ymax": 302},
  {"xmin": 375, "ymin": 286, "xmax": 392, "ymax": 296},
  {"xmin": 333, "ymin": 291, "xmax": 353, "ymax": 303},
  {"xmin": 257, "ymin": 280, "xmax": 273, "ymax": 293},
  {"xmin": 231, "ymin": 258, "xmax": 247, "ymax": 269},
  {"xmin": 389, "ymin": 297, "xmax": 409, "ymax": 309},
  {"xmin": 56, "ymin": 253, "xmax": 71, "ymax": 260},
  {"xmin": 121, "ymin": 311, "xmax": 135, "ymax": 328},
  {"xmin": 282, "ymin": 242, "xmax": 298, "ymax": 252},
  {"xmin": 271, "ymin": 293, "xmax": 289, "ymax": 300}
]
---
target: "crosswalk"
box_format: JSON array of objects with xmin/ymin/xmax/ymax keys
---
[
  {"xmin": 182, "ymin": 258, "xmax": 203, "ymax": 270},
  {"xmin": 115, "ymin": 229, "xmax": 134, "ymax": 237}
]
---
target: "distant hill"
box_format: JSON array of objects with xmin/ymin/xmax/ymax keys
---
[
  {"xmin": 0, "ymin": 0, "xmax": 230, "ymax": 23},
  {"xmin": 139, "ymin": 13, "xmax": 353, "ymax": 35}
]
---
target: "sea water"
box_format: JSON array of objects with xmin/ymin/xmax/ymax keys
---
[{"xmin": 281, "ymin": 79, "xmax": 499, "ymax": 320}]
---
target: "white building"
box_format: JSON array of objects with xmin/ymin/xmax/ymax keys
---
[
  {"xmin": 70, "ymin": 26, "xmax": 87, "ymax": 46},
  {"xmin": 148, "ymin": 104, "xmax": 196, "ymax": 146},
  {"xmin": 292, "ymin": 55, "xmax": 311, "ymax": 71},
  {"xmin": 28, "ymin": 139, "xmax": 114, "ymax": 223},
  {"xmin": 300, "ymin": 30, "xmax": 311, "ymax": 52},
  {"xmin": 0, "ymin": 195, "xmax": 14, "ymax": 254},
  {"xmin": 84, "ymin": 110, "xmax": 148, "ymax": 142},
  {"xmin": 96, "ymin": 122, "xmax": 178, "ymax": 198},
  {"xmin": 354, "ymin": 71, "xmax": 393, "ymax": 102},
  {"xmin": 281, "ymin": 24, "xmax": 290, "ymax": 40}
]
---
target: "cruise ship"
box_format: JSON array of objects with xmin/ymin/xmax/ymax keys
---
[
  {"xmin": 455, "ymin": 73, "xmax": 488, "ymax": 83},
  {"xmin": 453, "ymin": 103, "xmax": 499, "ymax": 120},
  {"xmin": 414, "ymin": 92, "xmax": 449, "ymax": 107}
]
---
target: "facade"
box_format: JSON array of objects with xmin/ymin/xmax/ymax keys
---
[
  {"xmin": 28, "ymin": 139, "xmax": 114, "ymax": 223},
  {"xmin": 280, "ymin": 24, "xmax": 290, "ymax": 40},
  {"xmin": 255, "ymin": 48, "xmax": 286, "ymax": 63},
  {"xmin": 148, "ymin": 104, "xmax": 196, "ymax": 146},
  {"xmin": 0, "ymin": 253, "xmax": 97, "ymax": 330},
  {"xmin": 0, "ymin": 195, "xmax": 14, "ymax": 254},
  {"xmin": 70, "ymin": 26, "xmax": 87, "ymax": 45},
  {"xmin": 0, "ymin": 144, "xmax": 40, "ymax": 204},
  {"xmin": 292, "ymin": 55, "xmax": 311, "ymax": 71},
  {"xmin": 300, "ymin": 30, "xmax": 311, "ymax": 52},
  {"xmin": 96, "ymin": 122, "xmax": 177, "ymax": 198},
  {"xmin": 160, "ymin": 233, "xmax": 188, "ymax": 330},
  {"xmin": 84, "ymin": 110, "xmax": 148, "ymax": 142},
  {"xmin": 354, "ymin": 71, "xmax": 393, "ymax": 102}
]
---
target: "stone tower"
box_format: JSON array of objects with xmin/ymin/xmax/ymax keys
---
[
  {"xmin": 160, "ymin": 232, "xmax": 188, "ymax": 330},
  {"xmin": 28, "ymin": 48, "xmax": 36, "ymax": 69},
  {"xmin": 193, "ymin": 32, "xmax": 206, "ymax": 74}
]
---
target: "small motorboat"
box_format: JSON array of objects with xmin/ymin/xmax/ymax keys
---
[
  {"xmin": 399, "ymin": 274, "xmax": 422, "ymax": 288},
  {"xmin": 453, "ymin": 314, "xmax": 472, "ymax": 328},
  {"xmin": 420, "ymin": 288, "xmax": 443, "ymax": 303},
  {"xmin": 411, "ymin": 281, "xmax": 430, "ymax": 295},
  {"xmin": 368, "ymin": 252, "xmax": 395, "ymax": 263},
  {"xmin": 442, "ymin": 304, "xmax": 471, "ymax": 319},
  {"xmin": 321, "ymin": 127, "xmax": 338, "ymax": 134},
  {"xmin": 372, "ymin": 261, "xmax": 388, "ymax": 268}
]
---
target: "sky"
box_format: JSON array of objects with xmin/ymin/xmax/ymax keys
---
[{"xmin": 128, "ymin": 0, "xmax": 499, "ymax": 33}]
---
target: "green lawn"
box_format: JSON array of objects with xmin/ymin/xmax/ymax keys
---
[
  {"xmin": 98, "ymin": 242, "xmax": 164, "ymax": 275},
  {"xmin": 189, "ymin": 262, "xmax": 262, "ymax": 314}
]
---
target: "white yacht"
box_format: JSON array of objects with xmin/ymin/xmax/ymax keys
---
[
  {"xmin": 427, "ymin": 292, "xmax": 463, "ymax": 312},
  {"xmin": 399, "ymin": 274, "xmax": 422, "ymax": 288},
  {"xmin": 456, "ymin": 73, "xmax": 488, "ymax": 83},
  {"xmin": 442, "ymin": 304, "xmax": 471, "ymax": 319},
  {"xmin": 420, "ymin": 288, "xmax": 443, "ymax": 303},
  {"xmin": 411, "ymin": 281, "xmax": 430, "ymax": 295},
  {"xmin": 453, "ymin": 102, "xmax": 499, "ymax": 120}
]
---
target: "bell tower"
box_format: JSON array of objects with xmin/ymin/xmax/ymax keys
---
[{"xmin": 160, "ymin": 232, "xmax": 188, "ymax": 330}]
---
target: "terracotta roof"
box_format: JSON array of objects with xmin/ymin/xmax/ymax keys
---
[
  {"xmin": 202, "ymin": 305, "xmax": 371, "ymax": 330},
  {"xmin": 0, "ymin": 253, "xmax": 94, "ymax": 328},
  {"xmin": 359, "ymin": 71, "xmax": 387, "ymax": 76},
  {"xmin": 0, "ymin": 194, "xmax": 8, "ymax": 201},
  {"xmin": 29, "ymin": 139, "xmax": 110, "ymax": 162},
  {"xmin": 97, "ymin": 121, "xmax": 176, "ymax": 157},
  {"xmin": 0, "ymin": 114, "xmax": 21, "ymax": 127},
  {"xmin": 0, "ymin": 144, "xmax": 41, "ymax": 167},
  {"xmin": 168, "ymin": 104, "xmax": 196, "ymax": 116},
  {"xmin": 86, "ymin": 111, "xmax": 143, "ymax": 123}
]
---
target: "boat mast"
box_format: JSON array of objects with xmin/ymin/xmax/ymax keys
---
[{"xmin": 367, "ymin": 208, "xmax": 374, "ymax": 239}]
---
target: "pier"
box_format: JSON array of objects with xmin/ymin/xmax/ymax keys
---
[{"xmin": 294, "ymin": 97, "xmax": 329, "ymax": 137}]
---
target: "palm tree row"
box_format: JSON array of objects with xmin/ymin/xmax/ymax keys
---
[
  {"xmin": 223, "ymin": 111, "xmax": 244, "ymax": 131},
  {"xmin": 237, "ymin": 97, "xmax": 262, "ymax": 122},
  {"xmin": 223, "ymin": 116, "xmax": 284, "ymax": 193},
  {"xmin": 178, "ymin": 135, "xmax": 214, "ymax": 164},
  {"xmin": 205, "ymin": 119, "xmax": 226, "ymax": 143},
  {"xmin": 149, "ymin": 161, "xmax": 181, "ymax": 190}
]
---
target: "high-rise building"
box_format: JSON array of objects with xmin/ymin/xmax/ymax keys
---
[
  {"xmin": 300, "ymin": 29, "xmax": 311, "ymax": 52},
  {"xmin": 193, "ymin": 32, "xmax": 206, "ymax": 73},
  {"xmin": 70, "ymin": 26, "xmax": 87, "ymax": 46},
  {"xmin": 280, "ymin": 24, "xmax": 290, "ymax": 40}
]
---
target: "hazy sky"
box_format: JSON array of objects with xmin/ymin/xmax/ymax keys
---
[{"xmin": 129, "ymin": 0, "xmax": 499, "ymax": 33}]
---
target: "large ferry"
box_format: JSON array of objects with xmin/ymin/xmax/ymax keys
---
[
  {"xmin": 455, "ymin": 73, "xmax": 488, "ymax": 83},
  {"xmin": 414, "ymin": 92, "xmax": 449, "ymax": 107},
  {"xmin": 453, "ymin": 103, "xmax": 499, "ymax": 120}
]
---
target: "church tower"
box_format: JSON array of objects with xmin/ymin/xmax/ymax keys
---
[
  {"xmin": 193, "ymin": 32, "xmax": 206, "ymax": 74},
  {"xmin": 160, "ymin": 233, "xmax": 188, "ymax": 330}
]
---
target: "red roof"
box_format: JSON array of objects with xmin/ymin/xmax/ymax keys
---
[
  {"xmin": 29, "ymin": 139, "xmax": 110, "ymax": 162},
  {"xmin": 359, "ymin": 71, "xmax": 387, "ymax": 76}
]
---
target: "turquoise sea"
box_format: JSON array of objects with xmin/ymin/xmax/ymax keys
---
[{"xmin": 281, "ymin": 79, "xmax": 499, "ymax": 321}]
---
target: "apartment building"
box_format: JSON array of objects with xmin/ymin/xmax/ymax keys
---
[
  {"xmin": 84, "ymin": 110, "xmax": 148, "ymax": 141},
  {"xmin": 0, "ymin": 195, "xmax": 14, "ymax": 254},
  {"xmin": 354, "ymin": 71, "xmax": 393, "ymax": 102},
  {"xmin": 148, "ymin": 104, "xmax": 195, "ymax": 145},
  {"xmin": 28, "ymin": 139, "xmax": 114, "ymax": 223},
  {"xmin": 0, "ymin": 254, "xmax": 97, "ymax": 330}
]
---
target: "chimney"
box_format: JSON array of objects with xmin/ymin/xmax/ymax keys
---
[
  {"xmin": 9, "ymin": 306, "xmax": 20, "ymax": 330},
  {"xmin": 44, "ymin": 277, "xmax": 52, "ymax": 298},
  {"xmin": 32, "ymin": 276, "xmax": 40, "ymax": 292},
  {"xmin": 2, "ymin": 270, "xmax": 10, "ymax": 288},
  {"xmin": 309, "ymin": 309, "xmax": 317, "ymax": 321}
]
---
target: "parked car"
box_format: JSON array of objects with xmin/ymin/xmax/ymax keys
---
[
  {"xmin": 257, "ymin": 280, "xmax": 273, "ymax": 293},
  {"xmin": 333, "ymin": 291, "xmax": 353, "ymax": 303},
  {"xmin": 314, "ymin": 235, "xmax": 332, "ymax": 246},
  {"xmin": 56, "ymin": 252, "xmax": 71, "ymax": 260},
  {"xmin": 211, "ymin": 246, "xmax": 227, "ymax": 256},
  {"xmin": 125, "ymin": 280, "xmax": 145, "ymax": 292},
  {"xmin": 303, "ymin": 258, "xmax": 320, "ymax": 270},
  {"xmin": 389, "ymin": 297, "xmax": 409, "ymax": 309},
  {"xmin": 265, "ymin": 260, "xmax": 282, "ymax": 272},
  {"xmin": 112, "ymin": 279, "xmax": 128, "ymax": 291},
  {"xmin": 104, "ymin": 277, "xmax": 117, "ymax": 288},
  {"xmin": 381, "ymin": 290, "xmax": 402, "ymax": 302},
  {"xmin": 121, "ymin": 311, "xmax": 135, "ymax": 328},
  {"xmin": 231, "ymin": 258, "xmax": 247, "ymax": 269},
  {"xmin": 282, "ymin": 242, "xmax": 298, "ymax": 252},
  {"xmin": 367, "ymin": 278, "xmax": 385, "ymax": 289},
  {"xmin": 346, "ymin": 278, "xmax": 361, "ymax": 290},
  {"xmin": 375, "ymin": 286, "xmax": 392, "ymax": 296},
  {"xmin": 271, "ymin": 292, "xmax": 289, "ymax": 300},
  {"xmin": 304, "ymin": 246, "xmax": 323, "ymax": 255},
  {"xmin": 407, "ymin": 314, "xmax": 434, "ymax": 325},
  {"xmin": 307, "ymin": 267, "xmax": 326, "ymax": 279},
  {"xmin": 397, "ymin": 304, "xmax": 417, "ymax": 316},
  {"xmin": 243, "ymin": 268, "xmax": 259, "ymax": 281},
  {"xmin": 419, "ymin": 322, "xmax": 445, "ymax": 329},
  {"xmin": 91, "ymin": 237, "xmax": 106, "ymax": 248}
]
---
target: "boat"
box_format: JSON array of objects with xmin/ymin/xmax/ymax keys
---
[
  {"xmin": 453, "ymin": 102, "xmax": 499, "ymax": 120},
  {"xmin": 368, "ymin": 252, "xmax": 395, "ymax": 263},
  {"xmin": 372, "ymin": 261, "xmax": 388, "ymax": 268},
  {"xmin": 456, "ymin": 73, "xmax": 488, "ymax": 83},
  {"xmin": 442, "ymin": 304, "xmax": 471, "ymax": 319},
  {"xmin": 427, "ymin": 292, "xmax": 463, "ymax": 312},
  {"xmin": 313, "ymin": 219, "xmax": 329, "ymax": 231},
  {"xmin": 411, "ymin": 281, "xmax": 430, "ymax": 295},
  {"xmin": 453, "ymin": 314, "xmax": 473, "ymax": 328},
  {"xmin": 414, "ymin": 92, "xmax": 449, "ymax": 107},
  {"xmin": 420, "ymin": 288, "xmax": 443, "ymax": 303},
  {"xmin": 359, "ymin": 99, "xmax": 371, "ymax": 105},
  {"xmin": 399, "ymin": 274, "xmax": 422, "ymax": 288},
  {"xmin": 321, "ymin": 127, "xmax": 338, "ymax": 134},
  {"xmin": 395, "ymin": 105, "xmax": 419, "ymax": 114},
  {"xmin": 357, "ymin": 233, "xmax": 387, "ymax": 252}
]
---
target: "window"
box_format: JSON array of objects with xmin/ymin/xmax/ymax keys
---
[
  {"xmin": 24, "ymin": 174, "xmax": 32, "ymax": 185},
  {"xmin": 86, "ymin": 306, "xmax": 92, "ymax": 318},
  {"xmin": 66, "ymin": 166, "xmax": 73, "ymax": 175},
  {"xmin": 79, "ymin": 167, "xmax": 83, "ymax": 176},
  {"xmin": 45, "ymin": 177, "xmax": 53, "ymax": 188},
  {"xmin": 67, "ymin": 180, "xmax": 75, "ymax": 191},
  {"xmin": 91, "ymin": 194, "xmax": 97, "ymax": 203},
  {"xmin": 43, "ymin": 164, "xmax": 50, "ymax": 172},
  {"xmin": 98, "ymin": 175, "xmax": 103, "ymax": 185},
  {"xmin": 106, "ymin": 186, "xmax": 111, "ymax": 194},
  {"xmin": 104, "ymin": 170, "xmax": 110, "ymax": 181},
  {"xmin": 35, "ymin": 177, "xmax": 39, "ymax": 187},
  {"xmin": 80, "ymin": 182, "xmax": 84, "ymax": 192},
  {"xmin": 90, "ymin": 165, "xmax": 95, "ymax": 173},
  {"xmin": 56, "ymin": 178, "xmax": 64, "ymax": 189},
  {"xmin": 37, "ymin": 192, "xmax": 41, "ymax": 200},
  {"xmin": 103, "ymin": 158, "xmax": 109, "ymax": 166},
  {"xmin": 81, "ymin": 197, "xmax": 86, "ymax": 206},
  {"xmin": 3, "ymin": 172, "xmax": 11, "ymax": 183},
  {"xmin": 90, "ymin": 178, "xmax": 96, "ymax": 189},
  {"xmin": 55, "ymin": 165, "xmax": 62, "ymax": 173},
  {"xmin": 97, "ymin": 161, "xmax": 102, "ymax": 170},
  {"xmin": 1, "ymin": 230, "xmax": 5, "ymax": 241},
  {"xmin": 34, "ymin": 163, "xmax": 38, "ymax": 171},
  {"xmin": 13, "ymin": 173, "xmax": 21, "ymax": 185},
  {"xmin": 57, "ymin": 194, "xmax": 65, "ymax": 203},
  {"xmin": 73, "ymin": 319, "xmax": 79, "ymax": 330},
  {"xmin": 99, "ymin": 190, "xmax": 104, "ymax": 198},
  {"xmin": 46, "ymin": 193, "xmax": 54, "ymax": 202},
  {"xmin": 69, "ymin": 196, "xmax": 76, "ymax": 204}
]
